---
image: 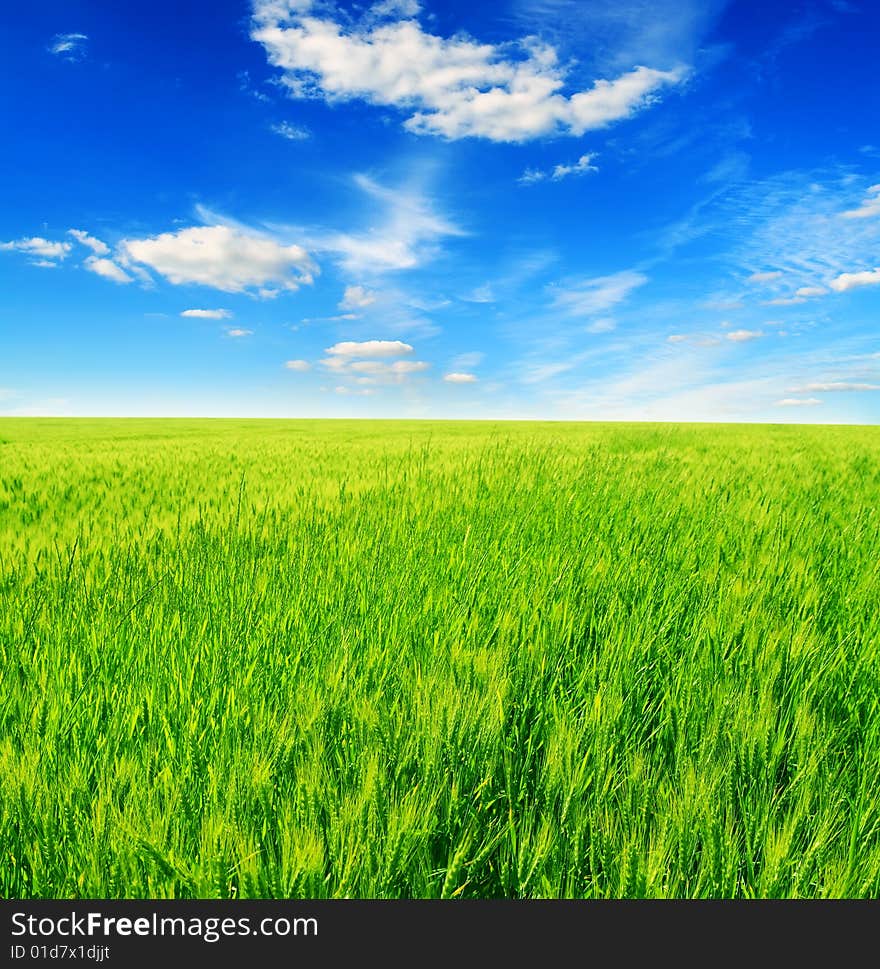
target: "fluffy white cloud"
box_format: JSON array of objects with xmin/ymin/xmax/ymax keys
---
[
  {"xmin": 181, "ymin": 308, "xmax": 232, "ymax": 319},
  {"xmin": 841, "ymin": 184, "xmax": 880, "ymax": 220},
  {"xmin": 726, "ymin": 329, "xmax": 762, "ymax": 342},
  {"xmin": 49, "ymin": 33, "xmax": 87, "ymax": 60},
  {"xmin": 284, "ymin": 359, "xmax": 311, "ymax": 371},
  {"xmin": 121, "ymin": 225, "xmax": 316, "ymax": 295},
  {"xmin": 68, "ymin": 229, "xmax": 110, "ymax": 255},
  {"xmin": 0, "ymin": 237, "xmax": 71, "ymax": 261},
  {"xmin": 444, "ymin": 372, "xmax": 477, "ymax": 383},
  {"xmin": 319, "ymin": 337, "xmax": 426, "ymax": 383},
  {"xmin": 251, "ymin": 2, "xmax": 683, "ymax": 143},
  {"xmin": 84, "ymin": 256, "xmax": 132, "ymax": 284},
  {"xmin": 270, "ymin": 120, "xmax": 311, "ymax": 140},
  {"xmin": 776, "ymin": 398, "xmax": 822, "ymax": 407},
  {"xmin": 829, "ymin": 267, "xmax": 880, "ymax": 292},
  {"xmin": 551, "ymin": 270, "xmax": 647, "ymax": 316},
  {"xmin": 339, "ymin": 285, "xmax": 377, "ymax": 310},
  {"xmin": 520, "ymin": 153, "xmax": 598, "ymax": 184},
  {"xmin": 795, "ymin": 285, "xmax": 827, "ymax": 297},
  {"xmin": 324, "ymin": 339, "xmax": 413, "ymax": 358}
]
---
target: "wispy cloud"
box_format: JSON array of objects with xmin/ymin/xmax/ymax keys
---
[
  {"xmin": 748, "ymin": 270, "xmax": 783, "ymax": 284},
  {"xmin": 270, "ymin": 121, "xmax": 311, "ymax": 141},
  {"xmin": 722, "ymin": 170, "xmax": 880, "ymax": 292},
  {"xmin": 306, "ymin": 174, "xmax": 464, "ymax": 275},
  {"xmin": 550, "ymin": 269, "xmax": 648, "ymax": 317},
  {"xmin": 520, "ymin": 153, "xmax": 598, "ymax": 184},
  {"xmin": 68, "ymin": 229, "xmax": 110, "ymax": 255},
  {"xmin": 49, "ymin": 33, "xmax": 88, "ymax": 61},
  {"xmin": 444, "ymin": 372, "xmax": 478, "ymax": 383},
  {"xmin": 789, "ymin": 381, "xmax": 880, "ymax": 393},
  {"xmin": 450, "ymin": 351, "xmax": 485, "ymax": 370},
  {"xmin": 509, "ymin": 0, "xmax": 727, "ymax": 73}
]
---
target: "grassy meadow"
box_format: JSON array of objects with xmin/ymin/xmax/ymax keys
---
[{"xmin": 1, "ymin": 418, "xmax": 879, "ymax": 898}]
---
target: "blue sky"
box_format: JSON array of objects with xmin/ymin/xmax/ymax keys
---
[{"xmin": 1, "ymin": 0, "xmax": 879, "ymax": 421}]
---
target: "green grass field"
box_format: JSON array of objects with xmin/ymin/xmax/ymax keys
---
[{"xmin": 2, "ymin": 418, "xmax": 879, "ymax": 898}]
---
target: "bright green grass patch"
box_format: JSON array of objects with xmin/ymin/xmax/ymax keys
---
[{"xmin": 1, "ymin": 418, "xmax": 879, "ymax": 898}]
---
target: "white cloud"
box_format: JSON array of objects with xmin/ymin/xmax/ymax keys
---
[
  {"xmin": 284, "ymin": 359, "xmax": 311, "ymax": 371},
  {"xmin": 68, "ymin": 229, "xmax": 110, "ymax": 255},
  {"xmin": 251, "ymin": 2, "xmax": 683, "ymax": 143},
  {"xmin": 0, "ymin": 237, "xmax": 71, "ymax": 262},
  {"xmin": 841, "ymin": 184, "xmax": 880, "ymax": 220},
  {"xmin": 339, "ymin": 285, "xmax": 377, "ymax": 310},
  {"xmin": 444, "ymin": 372, "xmax": 477, "ymax": 383},
  {"xmin": 776, "ymin": 398, "xmax": 822, "ymax": 406},
  {"xmin": 270, "ymin": 120, "xmax": 311, "ymax": 140},
  {"xmin": 790, "ymin": 382, "xmax": 880, "ymax": 393},
  {"xmin": 225, "ymin": 328, "xmax": 253, "ymax": 337},
  {"xmin": 747, "ymin": 270, "xmax": 783, "ymax": 283},
  {"xmin": 586, "ymin": 317, "xmax": 616, "ymax": 333},
  {"xmin": 319, "ymin": 338, "xmax": 427, "ymax": 383},
  {"xmin": 829, "ymin": 267, "xmax": 880, "ymax": 292},
  {"xmin": 316, "ymin": 175, "xmax": 464, "ymax": 274},
  {"xmin": 181, "ymin": 308, "xmax": 232, "ymax": 319},
  {"xmin": 520, "ymin": 153, "xmax": 598, "ymax": 184},
  {"xmin": 84, "ymin": 256, "xmax": 133, "ymax": 284},
  {"xmin": 121, "ymin": 225, "xmax": 316, "ymax": 294},
  {"xmin": 795, "ymin": 285, "xmax": 827, "ymax": 297},
  {"xmin": 322, "ymin": 357, "xmax": 429, "ymax": 382},
  {"xmin": 49, "ymin": 33, "xmax": 87, "ymax": 60},
  {"xmin": 324, "ymin": 339, "xmax": 413, "ymax": 358},
  {"xmin": 726, "ymin": 329, "xmax": 762, "ymax": 342},
  {"xmin": 723, "ymin": 171, "xmax": 880, "ymax": 294},
  {"xmin": 550, "ymin": 269, "xmax": 647, "ymax": 316}
]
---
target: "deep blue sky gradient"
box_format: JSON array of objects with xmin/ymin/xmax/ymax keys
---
[{"xmin": 1, "ymin": 0, "xmax": 878, "ymax": 420}]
